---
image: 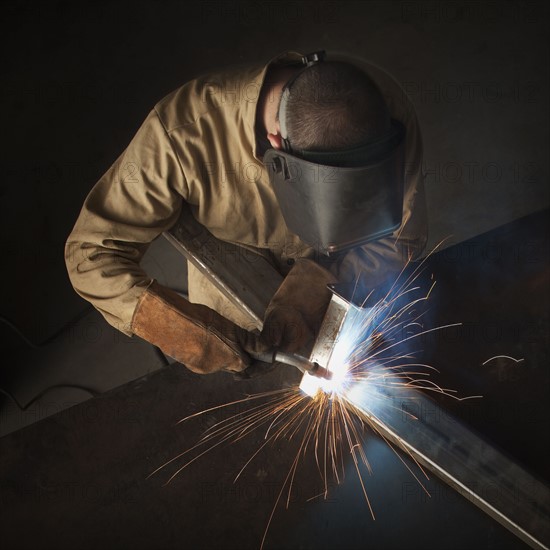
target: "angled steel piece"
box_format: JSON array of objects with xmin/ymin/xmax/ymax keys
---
[
  {"xmin": 164, "ymin": 214, "xmax": 550, "ymax": 549},
  {"xmin": 164, "ymin": 203, "xmax": 283, "ymax": 330},
  {"xmin": 347, "ymin": 380, "xmax": 550, "ymax": 550}
]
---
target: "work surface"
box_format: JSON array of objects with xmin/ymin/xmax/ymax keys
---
[{"xmin": 1, "ymin": 210, "xmax": 548, "ymax": 550}]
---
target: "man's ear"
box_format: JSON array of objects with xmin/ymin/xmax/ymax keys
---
[{"xmin": 267, "ymin": 132, "xmax": 283, "ymax": 150}]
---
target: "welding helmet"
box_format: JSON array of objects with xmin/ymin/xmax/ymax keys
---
[{"xmin": 264, "ymin": 51, "xmax": 406, "ymax": 256}]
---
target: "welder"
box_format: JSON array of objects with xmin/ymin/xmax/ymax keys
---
[{"xmin": 64, "ymin": 50, "xmax": 427, "ymax": 377}]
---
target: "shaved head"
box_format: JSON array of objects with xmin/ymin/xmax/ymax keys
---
[{"xmin": 283, "ymin": 61, "xmax": 391, "ymax": 152}]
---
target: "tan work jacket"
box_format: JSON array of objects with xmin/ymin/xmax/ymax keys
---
[{"xmin": 65, "ymin": 51, "xmax": 427, "ymax": 336}]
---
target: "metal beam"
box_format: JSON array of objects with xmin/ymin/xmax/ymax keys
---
[
  {"xmin": 164, "ymin": 214, "xmax": 550, "ymax": 549},
  {"xmin": 164, "ymin": 204, "xmax": 282, "ymax": 330},
  {"xmin": 347, "ymin": 380, "xmax": 550, "ymax": 550}
]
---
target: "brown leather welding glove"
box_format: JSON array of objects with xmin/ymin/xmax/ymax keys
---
[
  {"xmin": 261, "ymin": 259, "xmax": 336, "ymax": 355},
  {"xmin": 131, "ymin": 280, "xmax": 267, "ymax": 374}
]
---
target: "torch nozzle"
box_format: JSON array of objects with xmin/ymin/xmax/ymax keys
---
[{"xmin": 308, "ymin": 362, "xmax": 333, "ymax": 380}]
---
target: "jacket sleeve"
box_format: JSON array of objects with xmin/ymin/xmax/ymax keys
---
[
  {"xmin": 64, "ymin": 108, "xmax": 186, "ymax": 336},
  {"xmin": 328, "ymin": 105, "xmax": 428, "ymax": 295}
]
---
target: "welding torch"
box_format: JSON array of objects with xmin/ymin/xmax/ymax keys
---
[{"xmin": 250, "ymin": 350, "xmax": 332, "ymax": 380}]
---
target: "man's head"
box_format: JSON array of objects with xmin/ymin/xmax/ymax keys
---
[
  {"xmin": 266, "ymin": 61, "xmax": 391, "ymax": 153},
  {"xmin": 262, "ymin": 54, "xmax": 406, "ymax": 255}
]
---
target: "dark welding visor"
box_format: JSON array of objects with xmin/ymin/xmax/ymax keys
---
[{"xmin": 264, "ymin": 119, "xmax": 406, "ymax": 256}]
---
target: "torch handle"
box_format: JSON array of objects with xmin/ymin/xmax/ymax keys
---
[{"xmin": 250, "ymin": 351, "xmax": 332, "ymax": 379}]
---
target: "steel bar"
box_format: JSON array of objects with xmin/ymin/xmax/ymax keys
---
[
  {"xmin": 305, "ymin": 291, "xmax": 550, "ymax": 550},
  {"xmin": 164, "ymin": 203, "xmax": 283, "ymax": 330},
  {"xmin": 346, "ymin": 380, "xmax": 550, "ymax": 549},
  {"xmin": 164, "ymin": 214, "xmax": 550, "ymax": 549}
]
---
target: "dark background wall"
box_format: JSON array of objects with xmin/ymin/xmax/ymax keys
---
[
  {"xmin": 1, "ymin": 0, "xmax": 548, "ymax": 345},
  {"xmin": 0, "ymin": 3, "xmax": 548, "ymax": 547}
]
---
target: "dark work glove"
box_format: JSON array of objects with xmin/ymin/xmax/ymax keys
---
[
  {"xmin": 261, "ymin": 259, "xmax": 336, "ymax": 355},
  {"xmin": 232, "ymin": 359, "xmax": 280, "ymax": 380}
]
